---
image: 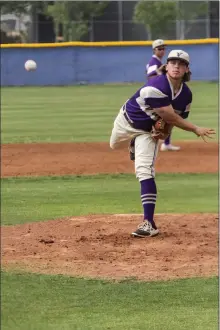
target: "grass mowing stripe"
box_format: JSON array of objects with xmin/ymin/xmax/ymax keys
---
[
  {"xmin": 2, "ymin": 107, "xmax": 117, "ymax": 112},
  {"xmin": 1, "ymin": 83, "xmax": 217, "ymax": 143},
  {"xmin": 2, "ymin": 173, "xmax": 217, "ymax": 225},
  {"xmin": 2, "ymin": 120, "xmax": 114, "ymax": 127},
  {"xmin": 2, "ymin": 110, "xmax": 116, "ymax": 116},
  {"xmin": 1, "ymin": 272, "xmax": 218, "ymax": 330}
]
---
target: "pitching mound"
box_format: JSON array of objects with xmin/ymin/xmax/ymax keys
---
[
  {"xmin": 1, "ymin": 141, "xmax": 218, "ymax": 177},
  {"xmin": 2, "ymin": 214, "xmax": 218, "ymax": 281}
]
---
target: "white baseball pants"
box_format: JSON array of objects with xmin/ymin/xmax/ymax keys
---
[{"xmin": 110, "ymin": 107, "xmax": 159, "ymax": 181}]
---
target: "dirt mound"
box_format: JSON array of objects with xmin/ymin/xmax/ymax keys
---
[
  {"xmin": 2, "ymin": 213, "xmax": 218, "ymax": 281},
  {"xmin": 1, "ymin": 141, "xmax": 218, "ymax": 177},
  {"xmin": 2, "ymin": 141, "xmax": 218, "ymax": 281}
]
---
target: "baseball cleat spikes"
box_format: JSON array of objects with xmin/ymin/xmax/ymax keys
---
[{"xmin": 131, "ymin": 220, "xmax": 159, "ymax": 238}]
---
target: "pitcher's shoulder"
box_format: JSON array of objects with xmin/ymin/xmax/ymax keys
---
[{"xmin": 147, "ymin": 74, "xmax": 170, "ymax": 95}]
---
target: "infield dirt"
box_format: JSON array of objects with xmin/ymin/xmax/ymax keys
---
[{"xmin": 2, "ymin": 141, "xmax": 218, "ymax": 281}]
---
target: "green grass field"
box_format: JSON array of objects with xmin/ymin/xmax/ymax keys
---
[
  {"xmin": 1, "ymin": 83, "xmax": 218, "ymax": 330},
  {"xmin": 1, "ymin": 82, "xmax": 218, "ymax": 143},
  {"xmin": 2, "ymin": 173, "xmax": 218, "ymax": 225},
  {"xmin": 2, "ymin": 272, "xmax": 218, "ymax": 330}
]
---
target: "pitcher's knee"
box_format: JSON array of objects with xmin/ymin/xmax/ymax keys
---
[
  {"xmin": 110, "ymin": 137, "xmax": 127, "ymax": 150},
  {"xmin": 135, "ymin": 165, "xmax": 155, "ymax": 181},
  {"xmin": 110, "ymin": 139, "xmax": 117, "ymax": 149}
]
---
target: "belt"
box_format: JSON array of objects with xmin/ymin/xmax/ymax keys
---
[
  {"xmin": 122, "ymin": 105, "xmax": 135, "ymax": 127},
  {"xmin": 122, "ymin": 104, "xmax": 152, "ymax": 132}
]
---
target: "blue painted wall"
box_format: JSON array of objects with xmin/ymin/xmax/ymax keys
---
[{"xmin": 1, "ymin": 44, "xmax": 218, "ymax": 86}]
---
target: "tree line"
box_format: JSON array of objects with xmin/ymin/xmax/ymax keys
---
[{"xmin": 0, "ymin": 1, "xmax": 209, "ymax": 42}]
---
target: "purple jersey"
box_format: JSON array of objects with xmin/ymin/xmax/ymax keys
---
[
  {"xmin": 124, "ymin": 74, "xmax": 192, "ymax": 132},
  {"xmin": 146, "ymin": 55, "xmax": 162, "ymax": 77}
]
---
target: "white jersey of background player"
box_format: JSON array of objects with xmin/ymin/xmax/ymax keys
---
[{"xmin": 110, "ymin": 50, "xmax": 215, "ymax": 238}]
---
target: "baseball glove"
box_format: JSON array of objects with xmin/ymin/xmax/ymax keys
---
[{"xmin": 151, "ymin": 118, "xmax": 173, "ymax": 141}]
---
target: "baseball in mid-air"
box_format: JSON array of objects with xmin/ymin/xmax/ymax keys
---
[{"xmin": 24, "ymin": 59, "xmax": 37, "ymax": 71}]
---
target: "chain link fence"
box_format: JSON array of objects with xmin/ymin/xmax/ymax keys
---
[
  {"xmin": 1, "ymin": 12, "xmax": 219, "ymax": 43},
  {"xmin": 85, "ymin": 18, "xmax": 219, "ymax": 42}
]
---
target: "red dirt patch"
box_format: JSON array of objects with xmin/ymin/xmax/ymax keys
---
[
  {"xmin": 2, "ymin": 141, "xmax": 218, "ymax": 281},
  {"xmin": 2, "ymin": 214, "xmax": 218, "ymax": 281},
  {"xmin": 1, "ymin": 141, "xmax": 218, "ymax": 177}
]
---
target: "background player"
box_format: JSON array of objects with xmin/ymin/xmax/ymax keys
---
[
  {"xmin": 110, "ymin": 50, "xmax": 215, "ymax": 238},
  {"xmin": 146, "ymin": 39, "xmax": 181, "ymax": 152}
]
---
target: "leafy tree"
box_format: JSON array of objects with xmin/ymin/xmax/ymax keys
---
[
  {"xmin": 45, "ymin": 1, "xmax": 109, "ymax": 41},
  {"xmin": 0, "ymin": 1, "xmax": 30, "ymax": 15},
  {"xmin": 133, "ymin": 1, "xmax": 208, "ymax": 40},
  {"xmin": 176, "ymin": 1, "xmax": 209, "ymax": 39},
  {"xmin": 177, "ymin": 1, "xmax": 208, "ymax": 20},
  {"xmin": 0, "ymin": 1, "xmax": 109, "ymax": 42},
  {"xmin": 133, "ymin": 1, "xmax": 176, "ymax": 39}
]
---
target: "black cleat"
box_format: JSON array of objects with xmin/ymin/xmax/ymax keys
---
[{"xmin": 131, "ymin": 221, "xmax": 159, "ymax": 238}]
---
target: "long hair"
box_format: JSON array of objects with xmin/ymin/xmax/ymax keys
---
[{"xmin": 157, "ymin": 64, "xmax": 191, "ymax": 82}]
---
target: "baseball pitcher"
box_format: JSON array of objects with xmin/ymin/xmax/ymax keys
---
[
  {"xmin": 110, "ymin": 50, "xmax": 215, "ymax": 238},
  {"xmin": 146, "ymin": 39, "xmax": 181, "ymax": 152}
]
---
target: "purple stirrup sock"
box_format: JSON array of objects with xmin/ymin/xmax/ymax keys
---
[
  {"xmin": 164, "ymin": 134, "xmax": 171, "ymax": 145},
  {"xmin": 140, "ymin": 178, "xmax": 157, "ymax": 229}
]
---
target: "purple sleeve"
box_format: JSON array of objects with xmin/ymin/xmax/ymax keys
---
[
  {"xmin": 147, "ymin": 70, "xmax": 158, "ymax": 78},
  {"xmin": 181, "ymin": 112, "xmax": 189, "ymax": 119},
  {"xmin": 144, "ymin": 97, "xmax": 171, "ymax": 109},
  {"xmin": 146, "ymin": 58, "xmax": 162, "ymax": 78},
  {"xmin": 139, "ymin": 84, "xmax": 171, "ymax": 109}
]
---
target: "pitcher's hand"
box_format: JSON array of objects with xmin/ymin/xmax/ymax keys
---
[{"xmin": 194, "ymin": 127, "xmax": 216, "ymax": 142}]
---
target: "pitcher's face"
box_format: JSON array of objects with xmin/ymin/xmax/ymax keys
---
[{"xmin": 166, "ymin": 59, "xmax": 189, "ymax": 80}]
